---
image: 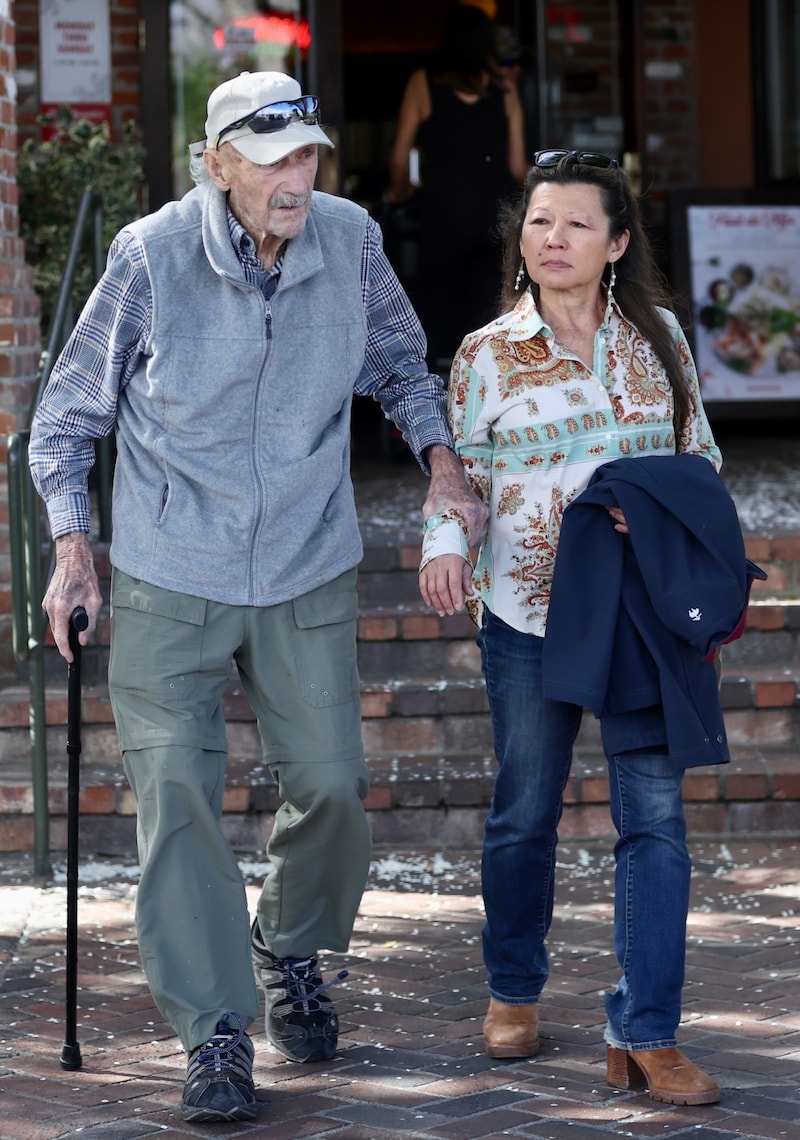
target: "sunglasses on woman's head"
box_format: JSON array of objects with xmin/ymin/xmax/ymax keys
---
[
  {"xmin": 533, "ymin": 149, "xmax": 619, "ymax": 170},
  {"xmin": 215, "ymin": 96, "xmax": 321, "ymax": 149}
]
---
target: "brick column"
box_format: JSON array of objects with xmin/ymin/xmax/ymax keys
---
[{"xmin": 0, "ymin": 3, "xmax": 42, "ymax": 680}]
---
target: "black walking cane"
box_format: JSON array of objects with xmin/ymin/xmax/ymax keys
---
[{"xmin": 60, "ymin": 605, "xmax": 88, "ymax": 1071}]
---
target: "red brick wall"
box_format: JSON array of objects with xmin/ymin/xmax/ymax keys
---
[
  {"xmin": 544, "ymin": 0, "xmax": 620, "ymax": 148},
  {"xmin": 542, "ymin": 0, "xmax": 698, "ymax": 193},
  {"xmin": 15, "ymin": 0, "xmax": 141, "ymax": 145},
  {"xmin": 0, "ymin": 4, "xmax": 41, "ymax": 679},
  {"xmin": 641, "ymin": 0, "xmax": 697, "ymax": 191},
  {"xmin": 2, "ymin": 0, "xmax": 140, "ymax": 682}
]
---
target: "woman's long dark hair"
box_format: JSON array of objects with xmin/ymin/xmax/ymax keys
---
[
  {"xmin": 499, "ymin": 154, "xmax": 692, "ymax": 436},
  {"xmin": 432, "ymin": 4, "xmax": 500, "ymax": 96}
]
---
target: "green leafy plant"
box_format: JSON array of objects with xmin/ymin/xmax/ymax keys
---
[{"xmin": 17, "ymin": 107, "xmax": 147, "ymax": 329}]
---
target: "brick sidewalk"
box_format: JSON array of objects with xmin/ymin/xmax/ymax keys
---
[{"xmin": 1, "ymin": 841, "xmax": 800, "ymax": 1138}]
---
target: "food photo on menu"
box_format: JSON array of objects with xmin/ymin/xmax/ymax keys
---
[{"xmin": 687, "ymin": 204, "xmax": 800, "ymax": 402}]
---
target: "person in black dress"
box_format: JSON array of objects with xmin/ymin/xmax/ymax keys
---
[{"xmin": 388, "ymin": 3, "xmax": 528, "ymax": 367}]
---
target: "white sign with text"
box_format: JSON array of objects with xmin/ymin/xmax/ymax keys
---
[{"xmin": 40, "ymin": 0, "xmax": 111, "ymax": 105}]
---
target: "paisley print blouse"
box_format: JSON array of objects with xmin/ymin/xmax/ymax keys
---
[{"xmin": 421, "ymin": 289, "xmax": 722, "ymax": 635}]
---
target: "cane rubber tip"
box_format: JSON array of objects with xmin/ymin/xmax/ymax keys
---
[{"xmin": 60, "ymin": 1042, "xmax": 83, "ymax": 1070}]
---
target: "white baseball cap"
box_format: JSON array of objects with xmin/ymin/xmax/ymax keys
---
[{"xmin": 204, "ymin": 71, "xmax": 334, "ymax": 165}]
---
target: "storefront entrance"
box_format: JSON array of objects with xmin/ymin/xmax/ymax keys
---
[
  {"xmin": 158, "ymin": 1, "xmax": 641, "ymax": 456},
  {"xmin": 164, "ymin": 2, "xmax": 640, "ymax": 207}
]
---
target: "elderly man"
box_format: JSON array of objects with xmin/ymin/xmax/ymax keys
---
[{"xmin": 29, "ymin": 71, "xmax": 486, "ymax": 1124}]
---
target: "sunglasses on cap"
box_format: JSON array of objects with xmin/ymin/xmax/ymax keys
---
[
  {"xmin": 533, "ymin": 149, "xmax": 619, "ymax": 169},
  {"xmin": 215, "ymin": 96, "xmax": 321, "ymax": 149}
]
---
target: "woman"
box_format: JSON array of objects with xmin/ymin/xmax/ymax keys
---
[
  {"xmin": 387, "ymin": 3, "xmax": 528, "ymax": 367},
  {"xmin": 419, "ymin": 151, "xmax": 723, "ymax": 1105}
]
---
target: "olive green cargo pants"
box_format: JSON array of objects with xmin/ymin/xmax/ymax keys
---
[{"xmin": 108, "ymin": 568, "xmax": 371, "ymax": 1051}]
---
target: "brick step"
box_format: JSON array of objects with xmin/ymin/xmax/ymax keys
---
[
  {"xmin": 0, "ymin": 741, "xmax": 797, "ymax": 857},
  {"xmin": 742, "ymin": 535, "xmax": 800, "ymax": 595},
  {"xmin": 0, "ymin": 667, "xmax": 798, "ymax": 855},
  {"xmin": 43, "ymin": 534, "xmax": 800, "ymax": 613},
  {"xmin": 25, "ymin": 593, "xmax": 800, "ymax": 691},
  {"xmin": 2, "ymin": 665, "xmax": 799, "ymax": 738},
  {"xmin": 355, "ymin": 570, "xmax": 800, "ymax": 614},
  {"xmin": 356, "ymin": 532, "xmax": 800, "ymax": 597},
  {"xmin": 4, "ymin": 526, "xmax": 798, "ymax": 854},
  {"xmin": 721, "ymin": 597, "xmax": 800, "ymax": 668},
  {"xmin": 22, "ymin": 533, "xmax": 800, "ymax": 685},
  {"xmin": 355, "ymin": 597, "xmax": 800, "ymax": 676}
]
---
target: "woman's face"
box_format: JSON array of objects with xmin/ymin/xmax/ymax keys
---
[{"xmin": 520, "ymin": 181, "xmax": 629, "ymax": 294}]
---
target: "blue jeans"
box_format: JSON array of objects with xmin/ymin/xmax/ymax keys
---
[{"xmin": 478, "ymin": 608, "xmax": 690, "ymax": 1050}]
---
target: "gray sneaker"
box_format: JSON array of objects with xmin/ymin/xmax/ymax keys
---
[
  {"xmin": 181, "ymin": 1011, "xmax": 257, "ymax": 1123},
  {"xmin": 251, "ymin": 919, "xmax": 348, "ymax": 1062}
]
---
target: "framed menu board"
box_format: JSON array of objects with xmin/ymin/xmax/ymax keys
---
[{"xmin": 670, "ymin": 190, "xmax": 800, "ymax": 412}]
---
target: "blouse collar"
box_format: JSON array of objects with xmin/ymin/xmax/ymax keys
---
[{"xmin": 506, "ymin": 283, "xmax": 629, "ymax": 343}]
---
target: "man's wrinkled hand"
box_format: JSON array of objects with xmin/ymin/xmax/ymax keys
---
[
  {"xmin": 423, "ymin": 445, "xmax": 488, "ymax": 546},
  {"xmin": 44, "ymin": 533, "xmax": 103, "ymax": 662}
]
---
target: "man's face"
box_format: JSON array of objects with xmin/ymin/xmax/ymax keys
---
[{"xmin": 205, "ymin": 142, "xmax": 319, "ymax": 245}]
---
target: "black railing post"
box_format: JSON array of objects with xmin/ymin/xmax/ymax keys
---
[
  {"xmin": 27, "ymin": 188, "xmax": 103, "ymax": 426},
  {"xmin": 8, "ymin": 186, "xmax": 110, "ymax": 875}
]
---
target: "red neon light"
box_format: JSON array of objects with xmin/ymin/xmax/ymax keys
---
[{"xmin": 213, "ymin": 14, "xmax": 312, "ymax": 52}]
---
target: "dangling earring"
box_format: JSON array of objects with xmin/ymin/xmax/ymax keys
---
[
  {"xmin": 515, "ymin": 261, "xmax": 527, "ymax": 290},
  {"xmin": 607, "ymin": 261, "xmax": 617, "ymax": 299}
]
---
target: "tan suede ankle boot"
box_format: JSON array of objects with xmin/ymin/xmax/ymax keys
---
[
  {"xmin": 482, "ymin": 998, "xmax": 539, "ymax": 1059},
  {"xmin": 606, "ymin": 1045, "xmax": 720, "ymax": 1104}
]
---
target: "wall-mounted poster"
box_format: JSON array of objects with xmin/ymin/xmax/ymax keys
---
[
  {"xmin": 687, "ymin": 204, "xmax": 800, "ymax": 402},
  {"xmin": 39, "ymin": 0, "xmax": 111, "ymax": 129}
]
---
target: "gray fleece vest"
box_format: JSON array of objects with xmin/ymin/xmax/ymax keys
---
[{"xmin": 109, "ymin": 181, "xmax": 368, "ymax": 605}]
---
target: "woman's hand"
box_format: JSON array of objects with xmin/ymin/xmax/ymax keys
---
[
  {"xmin": 419, "ymin": 554, "xmax": 474, "ymax": 617},
  {"xmin": 607, "ymin": 506, "xmax": 629, "ymax": 534}
]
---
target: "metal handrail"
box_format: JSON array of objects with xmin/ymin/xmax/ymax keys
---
[
  {"xmin": 7, "ymin": 187, "xmax": 107, "ymax": 875},
  {"xmin": 7, "ymin": 429, "xmax": 49, "ymax": 868}
]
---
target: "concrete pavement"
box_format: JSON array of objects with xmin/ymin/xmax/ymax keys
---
[{"xmin": 1, "ymin": 840, "xmax": 800, "ymax": 1137}]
